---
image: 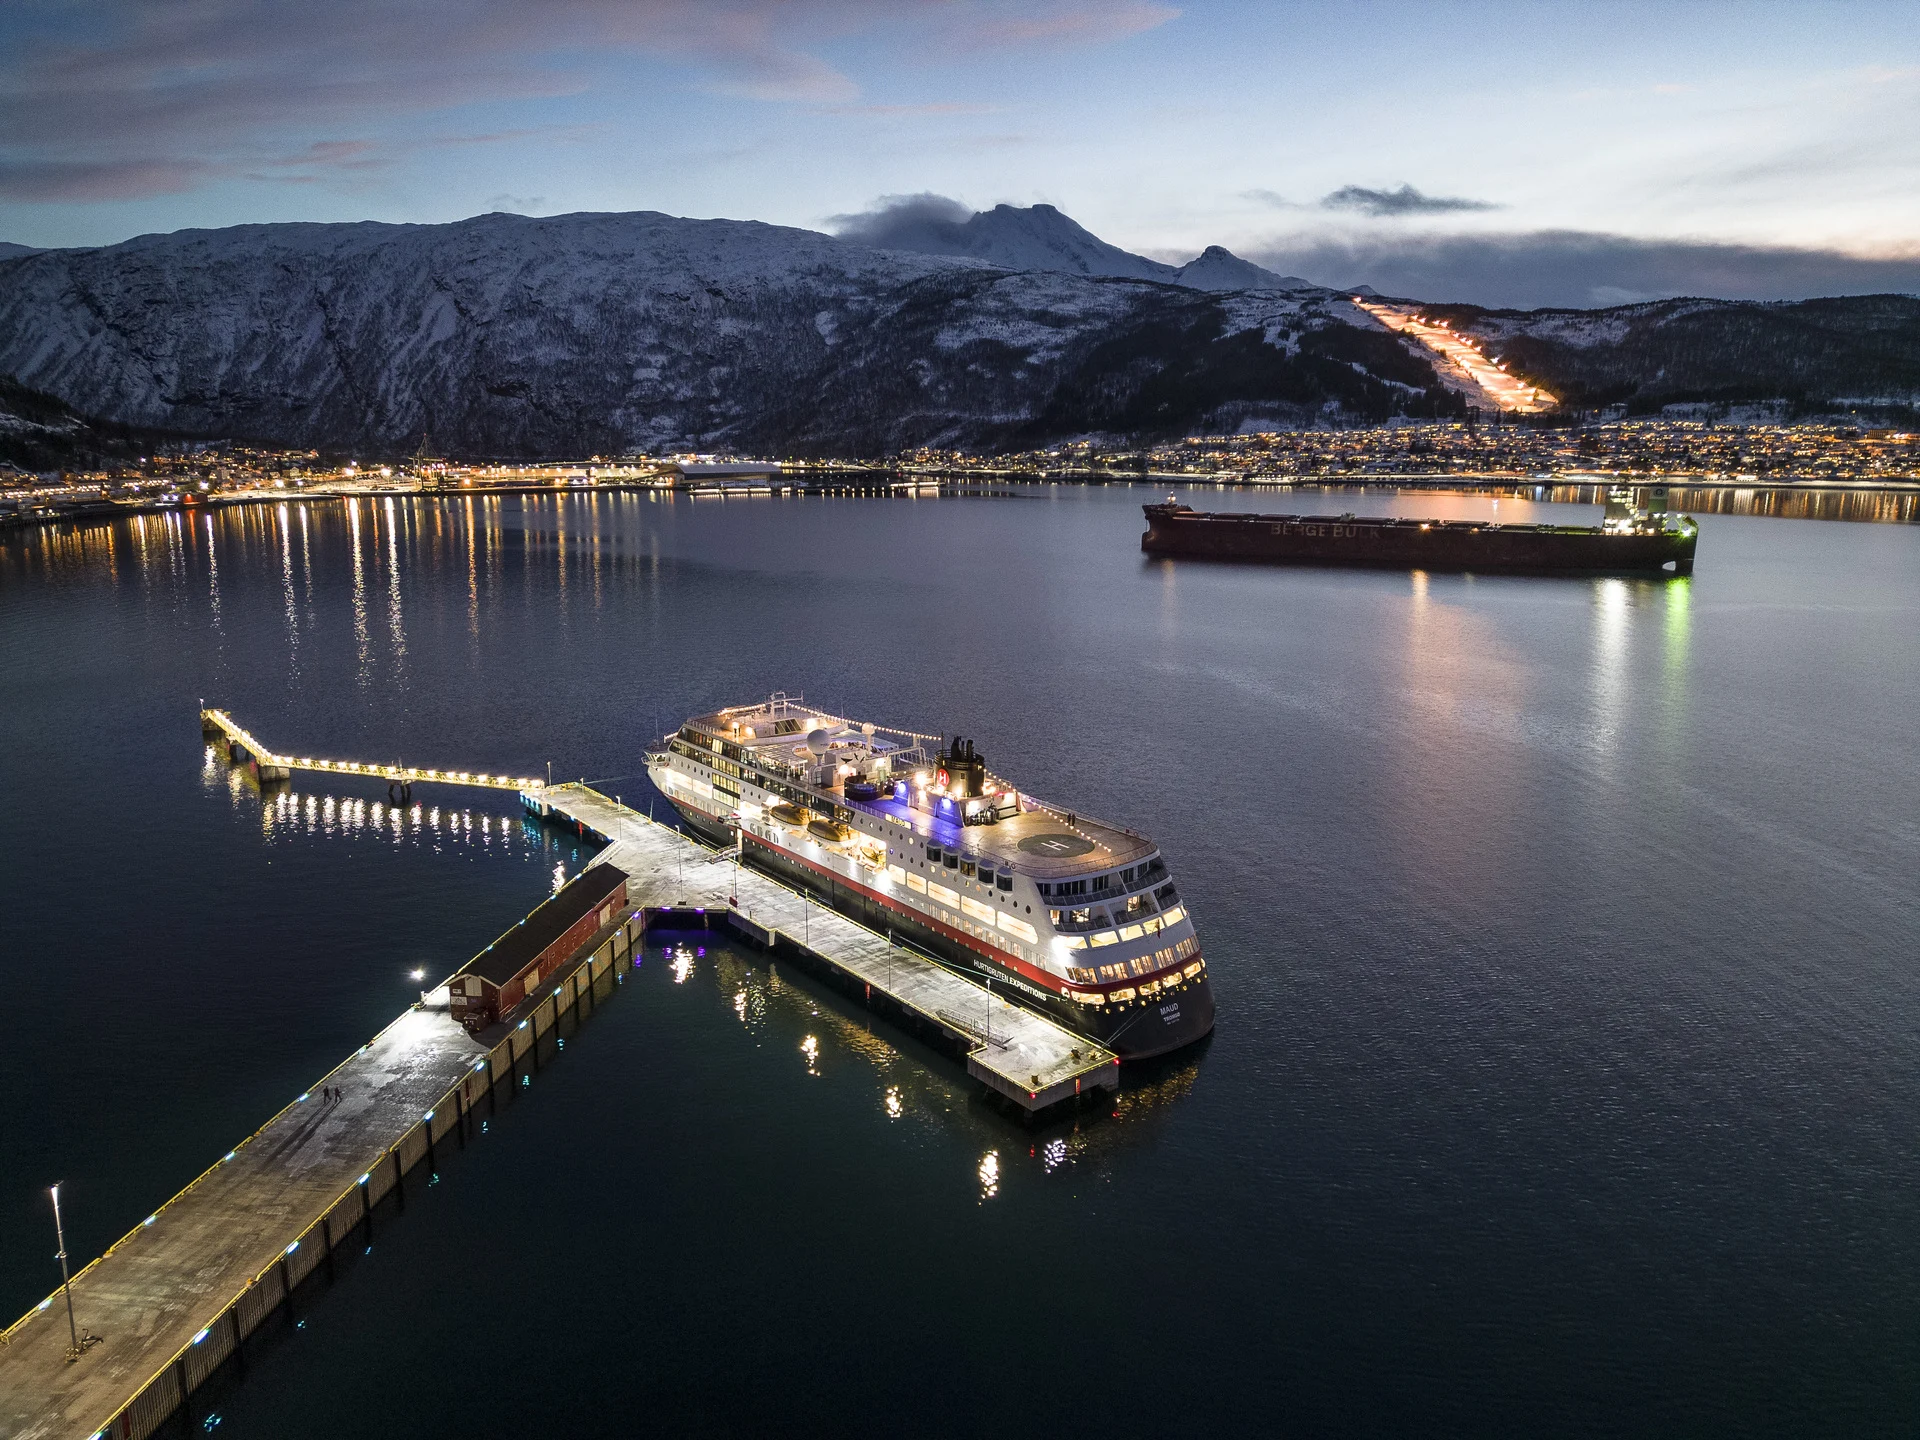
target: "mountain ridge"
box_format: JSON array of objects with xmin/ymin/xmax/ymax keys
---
[{"xmin": 1, "ymin": 205, "xmax": 1915, "ymax": 460}]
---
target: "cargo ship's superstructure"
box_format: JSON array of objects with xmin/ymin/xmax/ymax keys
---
[
  {"xmin": 646, "ymin": 695, "xmax": 1214, "ymax": 1059},
  {"xmin": 1142, "ymin": 486, "xmax": 1697, "ymax": 574}
]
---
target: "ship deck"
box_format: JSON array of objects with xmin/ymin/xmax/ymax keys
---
[{"xmin": 681, "ymin": 703, "xmax": 1155, "ymax": 877}]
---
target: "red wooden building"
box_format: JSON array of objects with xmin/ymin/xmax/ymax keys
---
[{"xmin": 450, "ymin": 862, "xmax": 629, "ymax": 1029}]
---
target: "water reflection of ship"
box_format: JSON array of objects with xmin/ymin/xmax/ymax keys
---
[{"xmin": 677, "ymin": 939, "xmax": 1207, "ymax": 1173}]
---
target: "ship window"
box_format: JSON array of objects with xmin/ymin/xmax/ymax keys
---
[
  {"xmin": 959, "ymin": 860, "xmax": 975, "ymax": 878},
  {"xmin": 1036, "ymin": 882, "xmax": 1051, "ymax": 897},
  {"xmin": 1066, "ymin": 966, "xmax": 1098, "ymax": 985},
  {"xmin": 926, "ymin": 844, "xmax": 941, "ymax": 862},
  {"xmin": 943, "ymin": 853, "xmax": 958, "ymax": 869},
  {"xmin": 996, "ymin": 874, "xmax": 1013, "ymax": 891}
]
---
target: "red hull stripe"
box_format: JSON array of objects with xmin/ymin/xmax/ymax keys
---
[
  {"xmin": 744, "ymin": 834, "xmax": 1074, "ymax": 994},
  {"xmin": 667, "ymin": 796, "xmax": 1197, "ymax": 998}
]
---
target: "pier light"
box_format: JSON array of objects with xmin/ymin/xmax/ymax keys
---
[
  {"xmin": 359, "ymin": 1173, "xmax": 371, "ymax": 1185},
  {"xmin": 224, "ymin": 1151, "xmax": 236, "ymax": 1162},
  {"xmin": 144, "ymin": 1216, "xmax": 155, "ymax": 1227},
  {"xmin": 192, "ymin": 1329, "xmax": 210, "ymax": 1345},
  {"xmin": 298, "ymin": 1092, "xmax": 310, "ymax": 1102},
  {"xmin": 423, "ymin": 1110, "xmax": 434, "ymax": 1121},
  {"xmin": 285, "ymin": 1241, "xmax": 300, "ymax": 1254},
  {"xmin": 37, "ymin": 1299, "xmax": 51, "ymax": 1311}
]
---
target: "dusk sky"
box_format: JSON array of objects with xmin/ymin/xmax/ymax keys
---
[{"xmin": 3, "ymin": 0, "xmax": 1918, "ymax": 304}]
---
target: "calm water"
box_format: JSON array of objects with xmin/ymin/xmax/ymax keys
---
[{"xmin": 3, "ymin": 485, "xmax": 1918, "ymax": 1437}]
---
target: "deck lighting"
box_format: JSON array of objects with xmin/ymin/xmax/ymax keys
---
[
  {"xmin": 359, "ymin": 1173, "xmax": 371, "ymax": 1185},
  {"xmin": 37, "ymin": 1299, "xmax": 50, "ymax": 1311},
  {"xmin": 285, "ymin": 1241, "xmax": 300, "ymax": 1254},
  {"xmin": 144, "ymin": 1216, "xmax": 156, "ymax": 1226},
  {"xmin": 423, "ymin": 1111, "xmax": 434, "ymax": 1121},
  {"xmin": 224, "ymin": 1151, "xmax": 236, "ymax": 1162},
  {"xmin": 192, "ymin": 1329, "xmax": 210, "ymax": 1345},
  {"xmin": 298, "ymin": 1092, "xmax": 310, "ymax": 1102}
]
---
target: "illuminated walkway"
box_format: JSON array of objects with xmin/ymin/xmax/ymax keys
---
[{"xmin": 200, "ymin": 708, "xmax": 543, "ymax": 792}]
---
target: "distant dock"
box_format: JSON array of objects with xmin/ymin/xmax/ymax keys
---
[{"xmin": 0, "ymin": 733, "xmax": 1113, "ymax": 1440}]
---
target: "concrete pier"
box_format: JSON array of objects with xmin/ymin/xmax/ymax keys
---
[
  {"xmin": 536, "ymin": 784, "xmax": 1119, "ymax": 1111},
  {"xmin": 0, "ymin": 760, "xmax": 1112, "ymax": 1440},
  {"xmin": 0, "ymin": 912, "xmax": 637, "ymax": 1440}
]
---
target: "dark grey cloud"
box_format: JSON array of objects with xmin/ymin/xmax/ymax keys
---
[
  {"xmin": 0, "ymin": 157, "xmax": 223, "ymax": 203},
  {"xmin": 1321, "ymin": 184, "xmax": 1499, "ymax": 217},
  {"xmin": 1245, "ymin": 228, "xmax": 1920, "ymax": 308},
  {"xmin": 827, "ymin": 191, "xmax": 976, "ymax": 244}
]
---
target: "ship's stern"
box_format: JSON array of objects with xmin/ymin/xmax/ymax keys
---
[{"xmin": 1096, "ymin": 970, "xmax": 1216, "ymax": 1059}]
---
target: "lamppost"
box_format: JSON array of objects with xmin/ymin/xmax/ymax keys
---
[{"xmin": 49, "ymin": 1184, "xmax": 99, "ymax": 1361}]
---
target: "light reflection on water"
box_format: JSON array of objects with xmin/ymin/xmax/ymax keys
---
[
  {"xmin": 6, "ymin": 482, "xmax": 1919, "ymax": 1436},
  {"xmin": 639, "ymin": 929, "xmax": 1210, "ymax": 1202}
]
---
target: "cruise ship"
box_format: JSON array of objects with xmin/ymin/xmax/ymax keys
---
[{"xmin": 646, "ymin": 695, "xmax": 1215, "ymax": 1058}]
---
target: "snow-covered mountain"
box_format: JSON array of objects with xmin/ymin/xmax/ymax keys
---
[
  {"xmin": 848, "ymin": 201, "xmax": 1178, "ymax": 282},
  {"xmin": 4, "ymin": 204, "xmax": 1908, "ymax": 461},
  {"xmin": 1172, "ymin": 246, "xmax": 1313, "ymax": 292},
  {"xmin": 834, "ymin": 201, "xmax": 1306, "ymax": 293},
  {"xmin": 0, "ymin": 209, "xmax": 1461, "ymax": 457}
]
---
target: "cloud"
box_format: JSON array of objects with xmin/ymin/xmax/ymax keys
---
[
  {"xmin": 486, "ymin": 193, "xmax": 547, "ymax": 214},
  {"xmin": 1240, "ymin": 188, "xmax": 1296, "ymax": 209},
  {"xmin": 0, "ymin": 157, "xmax": 224, "ymax": 202},
  {"xmin": 827, "ymin": 191, "xmax": 976, "ymax": 244},
  {"xmin": 1320, "ymin": 184, "xmax": 1500, "ymax": 217},
  {"xmin": 1243, "ymin": 228, "xmax": 1920, "ymax": 309},
  {"xmin": 0, "ymin": 1, "xmax": 1168, "ymax": 205},
  {"xmin": 959, "ymin": 2, "xmax": 1179, "ymax": 47}
]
